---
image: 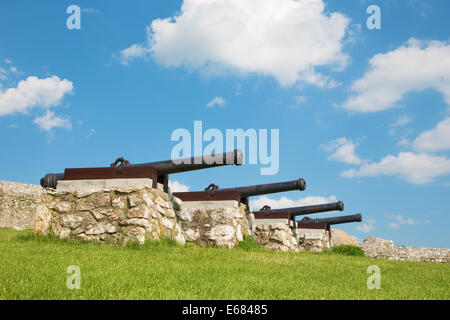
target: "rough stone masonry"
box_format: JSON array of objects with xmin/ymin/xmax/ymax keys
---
[
  {"xmin": 34, "ymin": 186, "xmax": 185, "ymax": 245},
  {"xmin": 0, "ymin": 181, "xmax": 43, "ymax": 230},
  {"xmin": 1, "ymin": 180, "xmax": 449, "ymax": 263}
]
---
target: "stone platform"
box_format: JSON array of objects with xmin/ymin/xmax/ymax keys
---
[
  {"xmin": 178, "ymin": 200, "xmax": 252, "ymax": 248},
  {"xmin": 56, "ymin": 178, "xmax": 163, "ymax": 193},
  {"xmin": 0, "ymin": 181, "xmax": 44, "ymax": 230},
  {"xmin": 35, "ymin": 184, "xmax": 185, "ymax": 245}
]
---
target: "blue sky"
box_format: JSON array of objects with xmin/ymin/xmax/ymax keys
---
[{"xmin": 1, "ymin": 0, "xmax": 449, "ymax": 248}]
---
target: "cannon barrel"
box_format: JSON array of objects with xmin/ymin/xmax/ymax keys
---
[
  {"xmin": 218, "ymin": 179, "xmax": 306, "ymax": 198},
  {"xmin": 299, "ymin": 214, "xmax": 362, "ymax": 226},
  {"xmin": 254, "ymin": 201, "xmax": 343, "ymax": 218},
  {"xmin": 134, "ymin": 149, "xmax": 243, "ymax": 175},
  {"xmin": 40, "ymin": 149, "xmax": 243, "ymax": 189}
]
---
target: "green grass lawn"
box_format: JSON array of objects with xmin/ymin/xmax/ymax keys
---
[{"xmin": 0, "ymin": 228, "xmax": 448, "ymax": 300}]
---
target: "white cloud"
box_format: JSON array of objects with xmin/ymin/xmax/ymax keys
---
[
  {"xmin": 169, "ymin": 180, "xmax": 190, "ymax": 193},
  {"xmin": 0, "ymin": 61, "xmax": 19, "ymax": 81},
  {"xmin": 388, "ymin": 222, "xmax": 399, "ymax": 229},
  {"xmin": 385, "ymin": 214, "xmax": 415, "ymax": 229},
  {"xmin": 0, "ymin": 76, "xmax": 73, "ymax": 116},
  {"xmin": 250, "ymin": 195, "xmax": 337, "ymax": 211},
  {"xmin": 121, "ymin": 0, "xmax": 350, "ymax": 87},
  {"xmin": 322, "ymin": 137, "xmax": 365, "ymax": 165},
  {"xmin": 397, "ymin": 137, "xmax": 411, "ymax": 147},
  {"xmin": 413, "ymin": 117, "xmax": 450, "ymax": 152},
  {"xmin": 343, "ymin": 39, "xmax": 450, "ymax": 112},
  {"xmin": 206, "ymin": 96, "xmax": 226, "ymax": 108},
  {"xmin": 33, "ymin": 111, "xmax": 72, "ymax": 132},
  {"xmin": 119, "ymin": 43, "xmax": 150, "ymax": 65},
  {"xmin": 341, "ymin": 152, "xmax": 450, "ymax": 184},
  {"xmin": 391, "ymin": 115, "xmax": 413, "ymax": 127},
  {"xmin": 355, "ymin": 219, "xmax": 375, "ymax": 233}
]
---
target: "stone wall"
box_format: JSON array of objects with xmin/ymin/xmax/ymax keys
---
[
  {"xmin": 34, "ymin": 187, "xmax": 185, "ymax": 245},
  {"xmin": 178, "ymin": 201, "xmax": 251, "ymax": 248},
  {"xmin": 252, "ymin": 221, "xmax": 300, "ymax": 252},
  {"xmin": 361, "ymin": 237, "xmax": 450, "ymax": 264},
  {"xmin": 251, "ymin": 221, "xmax": 333, "ymax": 253},
  {"xmin": 2, "ymin": 181, "xmax": 449, "ymax": 262},
  {"xmin": 0, "ymin": 181, "xmax": 44, "ymax": 230},
  {"xmin": 297, "ymin": 228, "xmax": 331, "ymax": 253}
]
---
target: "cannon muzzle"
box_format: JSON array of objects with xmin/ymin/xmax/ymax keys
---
[
  {"xmin": 40, "ymin": 149, "xmax": 243, "ymax": 189},
  {"xmin": 221, "ymin": 178, "xmax": 306, "ymax": 198},
  {"xmin": 253, "ymin": 201, "xmax": 343, "ymax": 220},
  {"xmin": 135, "ymin": 149, "xmax": 243, "ymax": 175},
  {"xmin": 298, "ymin": 214, "xmax": 362, "ymax": 227},
  {"xmin": 173, "ymin": 178, "xmax": 306, "ymax": 204}
]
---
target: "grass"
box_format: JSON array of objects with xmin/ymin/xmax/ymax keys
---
[
  {"xmin": 0, "ymin": 228, "xmax": 449, "ymax": 300},
  {"xmin": 325, "ymin": 245, "xmax": 366, "ymax": 257}
]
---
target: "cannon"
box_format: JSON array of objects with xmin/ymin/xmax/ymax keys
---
[
  {"xmin": 173, "ymin": 178, "xmax": 306, "ymax": 205},
  {"xmin": 40, "ymin": 149, "xmax": 243, "ymax": 192},
  {"xmin": 253, "ymin": 201, "xmax": 344, "ymax": 220},
  {"xmin": 297, "ymin": 214, "xmax": 362, "ymax": 230}
]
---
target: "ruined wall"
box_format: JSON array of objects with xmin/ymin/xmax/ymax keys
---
[
  {"xmin": 178, "ymin": 201, "xmax": 251, "ymax": 248},
  {"xmin": 0, "ymin": 181, "xmax": 44, "ymax": 230},
  {"xmin": 34, "ymin": 187, "xmax": 185, "ymax": 245},
  {"xmin": 361, "ymin": 237, "xmax": 450, "ymax": 264}
]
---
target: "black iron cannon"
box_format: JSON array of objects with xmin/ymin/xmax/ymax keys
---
[
  {"xmin": 253, "ymin": 201, "xmax": 344, "ymax": 220},
  {"xmin": 297, "ymin": 213, "xmax": 362, "ymax": 230},
  {"xmin": 40, "ymin": 149, "xmax": 243, "ymax": 192},
  {"xmin": 173, "ymin": 178, "xmax": 306, "ymax": 205}
]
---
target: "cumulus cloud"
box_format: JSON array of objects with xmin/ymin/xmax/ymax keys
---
[
  {"xmin": 169, "ymin": 180, "xmax": 190, "ymax": 193},
  {"xmin": 33, "ymin": 111, "xmax": 72, "ymax": 132},
  {"xmin": 250, "ymin": 195, "xmax": 337, "ymax": 211},
  {"xmin": 206, "ymin": 96, "xmax": 226, "ymax": 108},
  {"xmin": 119, "ymin": 43, "xmax": 150, "ymax": 66},
  {"xmin": 341, "ymin": 152, "xmax": 450, "ymax": 184},
  {"xmin": 343, "ymin": 39, "xmax": 450, "ymax": 112},
  {"xmin": 120, "ymin": 0, "xmax": 350, "ymax": 87},
  {"xmin": 413, "ymin": 117, "xmax": 450, "ymax": 152},
  {"xmin": 0, "ymin": 76, "xmax": 73, "ymax": 116},
  {"xmin": 355, "ymin": 219, "xmax": 375, "ymax": 233},
  {"xmin": 322, "ymin": 137, "xmax": 365, "ymax": 165}
]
